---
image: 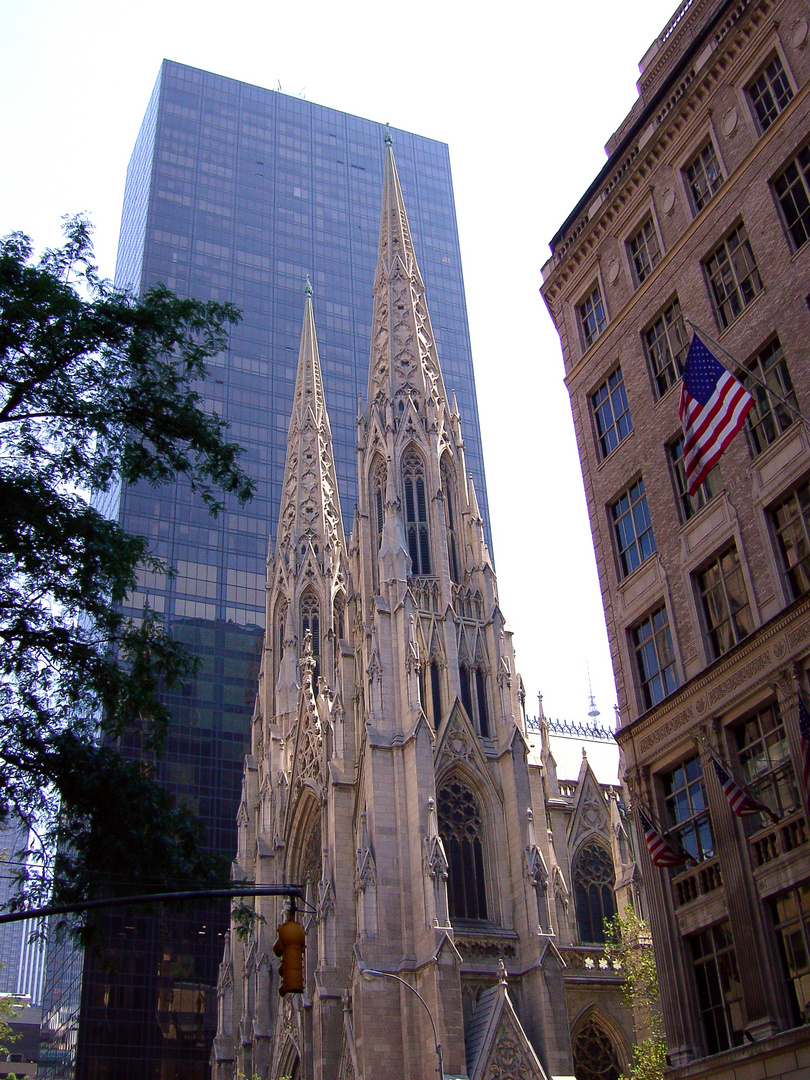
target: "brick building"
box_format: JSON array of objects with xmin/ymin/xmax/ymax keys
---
[{"xmin": 541, "ymin": 0, "xmax": 810, "ymax": 1076}]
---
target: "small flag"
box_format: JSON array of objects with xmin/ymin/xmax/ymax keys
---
[
  {"xmin": 679, "ymin": 333, "xmax": 755, "ymax": 495},
  {"xmin": 712, "ymin": 758, "xmax": 777, "ymax": 822},
  {"xmin": 798, "ymin": 694, "xmax": 810, "ymax": 812},
  {"xmin": 637, "ymin": 806, "xmax": 690, "ymax": 868}
]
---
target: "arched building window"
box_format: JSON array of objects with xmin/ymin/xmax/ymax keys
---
[
  {"xmin": 430, "ymin": 660, "xmax": 442, "ymax": 727},
  {"xmin": 301, "ymin": 591, "xmax": 320, "ymax": 684},
  {"xmin": 438, "ymin": 779, "xmax": 488, "ymax": 921},
  {"xmin": 403, "ymin": 450, "xmax": 431, "ymax": 576},
  {"xmin": 573, "ymin": 840, "xmax": 616, "ymax": 944},
  {"xmin": 441, "ymin": 458, "xmax": 460, "ymax": 584},
  {"xmin": 572, "ymin": 1016, "xmax": 622, "ymax": 1080},
  {"xmin": 371, "ymin": 457, "xmax": 386, "ymax": 553},
  {"xmin": 459, "ymin": 663, "xmax": 490, "ymax": 738}
]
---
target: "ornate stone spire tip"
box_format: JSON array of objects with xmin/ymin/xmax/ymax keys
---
[
  {"xmin": 305, "ymin": 274, "xmax": 313, "ymax": 298},
  {"xmin": 384, "ymin": 123, "xmax": 392, "ymax": 147}
]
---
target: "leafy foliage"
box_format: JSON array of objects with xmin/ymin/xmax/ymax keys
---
[
  {"xmin": 0, "ymin": 217, "xmax": 254, "ymax": 928},
  {"xmin": 604, "ymin": 906, "xmax": 667, "ymax": 1080}
]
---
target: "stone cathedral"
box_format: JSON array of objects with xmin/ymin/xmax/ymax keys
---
[{"xmin": 213, "ymin": 137, "xmax": 641, "ymax": 1080}]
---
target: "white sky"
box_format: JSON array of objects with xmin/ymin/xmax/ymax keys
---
[{"xmin": 1, "ymin": 0, "xmax": 682, "ymax": 729}]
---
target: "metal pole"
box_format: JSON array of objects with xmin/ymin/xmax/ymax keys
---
[
  {"xmin": 360, "ymin": 966, "xmax": 443, "ymax": 1079},
  {"xmin": 0, "ymin": 884, "xmax": 304, "ymax": 924}
]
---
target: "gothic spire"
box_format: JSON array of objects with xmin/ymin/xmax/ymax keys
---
[
  {"xmin": 275, "ymin": 283, "xmax": 346, "ymax": 573},
  {"xmin": 367, "ymin": 136, "xmax": 449, "ymax": 426}
]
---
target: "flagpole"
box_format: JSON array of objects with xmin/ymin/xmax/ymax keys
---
[
  {"xmin": 695, "ymin": 733, "xmax": 780, "ymax": 825},
  {"xmin": 686, "ymin": 318, "xmax": 808, "ymax": 426},
  {"xmin": 684, "ymin": 318, "xmax": 810, "ymax": 430},
  {"xmin": 631, "ymin": 796, "xmax": 696, "ymax": 867}
]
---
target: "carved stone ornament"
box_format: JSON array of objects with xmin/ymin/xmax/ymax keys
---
[
  {"xmin": 355, "ymin": 810, "xmax": 377, "ymax": 893},
  {"xmin": 424, "ymin": 797, "xmax": 449, "ymax": 881},
  {"xmin": 486, "ymin": 1036, "xmax": 534, "ymax": 1080},
  {"xmin": 441, "ymin": 720, "xmax": 473, "ymax": 766}
]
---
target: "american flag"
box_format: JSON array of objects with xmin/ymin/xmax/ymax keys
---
[
  {"xmin": 798, "ymin": 694, "xmax": 810, "ymax": 813},
  {"xmin": 712, "ymin": 758, "xmax": 777, "ymax": 822},
  {"xmin": 637, "ymin": 806, "xmax": 690, "ymax": 868},
  {"xmin": 679, "ymin": 333, "xmax": 755, "ymax": 496}
]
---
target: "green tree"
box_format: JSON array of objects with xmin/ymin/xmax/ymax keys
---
[
  {"xmin": 0, "ymin": 995, "xmax": 21, "ymax": 1079},
  {"xmin": 604, "ymin": 906, "xmax": 667, "ymax": 1080},
  {"xmin": 0, "ymin": 217, "xmax": 254, "ymax": 932}
]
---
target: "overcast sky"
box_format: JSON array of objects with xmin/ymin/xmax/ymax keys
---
[{"xmin": 1, "ymin": 0, "xmax": 683, "ymax": 729}]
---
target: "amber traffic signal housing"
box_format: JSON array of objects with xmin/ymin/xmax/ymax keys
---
[{"xmin": 273, "ymin": 914, "xmax": 305, "ymax": 995}]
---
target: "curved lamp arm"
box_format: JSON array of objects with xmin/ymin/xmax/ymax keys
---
[{"xmin": 359, "ymin": 965, "xmax": 444, "ymax": 1079}]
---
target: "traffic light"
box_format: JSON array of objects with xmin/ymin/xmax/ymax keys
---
[{"xmin": 273, "ymin": 914, "xmax": 305, "ymax": 995}]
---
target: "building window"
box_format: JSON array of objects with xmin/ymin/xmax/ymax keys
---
[
  {"xmin": 628, "ymin": 216, "xmax": 661, "ymax": 285},
  {"xmin": 772, "ymin": 884, "xmax": 810, "ymax": 1025},
  {"xmin": 689, "ymin": 923, "xmax": 744, "ymax": 1054},
  {"xmin": 699, "ymin": 548, "xmax": 756, "ymax": 656},
  {"xmin": 684, "ymin": 140, "xmax": 724, "ymax": 214},
  {"xmin": 430, "ymin": 660, "xmax": 443, "ymax": 726},
  {"xmin": 578, "ymin": 283, "xmax": 607, "ymax": 349},
  {"xmin": 591, "ymin": 367, "xmax": 633, "ymax": 459},
  {"xmin": 772, "ymin": 481, "xmax": 810, "ymax": 599},
  {"xmin": 742, "ymin": 338, "xmax": 797, "ymax": 455},
  {"xmin": 663, "ymin": 755, "xmax": 713, "ymax": 863},
  {"xmin": 441, "ymin": 458, "xmax": 461, "ymax": 584},
  {"xmin": 695, "ymin": 546, "xmax": 753, "ymax": 660},
  {"xmin": 774, "ymin": 142, "xmax": 810, "ymax": 251},
  {"xmin": 437, "ymin": 779, "xmax": 488, "ymax": 921},
  {"xmin": 631, "ymin": 605, "xmax": 678, "ymax": 710},
  {"xmin": 611, "ymin": 478, "xmax": 655, "ymax": 578},
  {"xmin": 747, "ymin": 54, "xmax": 793, "ymax": 132},
  {"xmin": 459, "ymin": 663, "xmax": 490, "ymax": 738},
  {"xmin": 573, "ymin": 840, "xmax": 616, "ymax": 944},
  {"xmin": 402, "ymin": 450, "xmax": 431, "ymax": 576},
  {"xmin": 572, "ymin": 1017, "xmax": 622, "ymax": 1080},
  {"xmin": 668, "ymin": 434, "xmax": 720, "ymax": 521},
  {"xmin": 734, "ymin": 701, "xmax": 798, "ymax": 826},
  {"xmin": 643, "ymin": 299, "xmax": 689, "ymax": 399},
  {"xmin": 301, "ymin": 591, "xmax": 320, "ymax": 682},
  {"xmin": 372, "ymin": 461, "xmax": 386, "ymax": 547},
  {"xmin": 703, "ymin": 222, "xmax": 763, "ymax": 329}
]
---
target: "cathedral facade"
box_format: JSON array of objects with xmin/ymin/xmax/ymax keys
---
[{"xmin": 213, "ymin": 137, "xmax": 640, "ymax": 1080}]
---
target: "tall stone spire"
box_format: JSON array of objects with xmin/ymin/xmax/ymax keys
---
[
  {"xmin": 275, "ymin": 279, "xmax": 345, "ymax": 578},
  {"xmin": 367, "ymin": 136, "xmax": 449, "ymax": 428}
]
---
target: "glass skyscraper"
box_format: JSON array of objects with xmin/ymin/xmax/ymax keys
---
[{"xmin": 41, "ymin": 61, "xmax": 489, "ymax": 1079}]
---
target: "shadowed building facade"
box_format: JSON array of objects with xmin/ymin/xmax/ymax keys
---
[{"xmin": 542, "ymin": 0, "xmax": 810, "ymax": 1076}]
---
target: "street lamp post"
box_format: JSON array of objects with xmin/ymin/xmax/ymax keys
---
[{"xmin": 359, "ymin": 965, "xmax": 444, "ymax": 1079}]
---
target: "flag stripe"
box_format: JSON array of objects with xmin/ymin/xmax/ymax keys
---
[
  {"xmin": 712, "ymin": 758, "xmax": 768, "ymax": 818},
  {"xmin": 679, "ymin": 334, "xmax": 755, "ymax": 496},
  {"xmin": 637, "ymin": 806, "xmax": 689, "ymax": 868}
]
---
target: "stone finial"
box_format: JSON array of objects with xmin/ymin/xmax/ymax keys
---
[
  {"xmin": 305, "ymin": 274, "xmax": 313, "ymax": 297},
  {"xmin": 384, "ymin": 123, "xmax": 392, "ymax": 146},
  {"xmin": 497, "ymin": 959, "xmax": 508, "ymax": 986}
]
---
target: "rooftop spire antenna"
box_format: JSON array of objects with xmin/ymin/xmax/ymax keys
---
[{"xmin": 587, "ymin": 665, "xmax": 600, "ymax": 719}]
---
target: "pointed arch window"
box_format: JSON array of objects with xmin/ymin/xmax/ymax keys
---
[
  {"xmin": 301, "ymin": 592, "xmax": 321, "ymax": 684},
  {"xmin": 459, "ymin": 663, "xmax": 490, "ymax": 738},
  {"xmin": 430, "ymin": 660, "xmax": 442, "ymax": 726},
  {"xmin": 437, "ymin": 779, "xmax": 488, "ymax": 921},
  {"xmin": 441, "ymin": 458, "xmax": 460, "ymax": 584},
  {"xmin": 371, "ymin": 458, "xmax": 386, "ymax": 553},
  {"xmin": 403, "ymin": 450, "xmax": 431, "ymax": 576},
  {"xmin": 273, "ymin": 597, "xmax": 288, "ymax": 690},
  {"xmin": 573, "ymin": 840, "xmax": 616, "ymax": 945},
  {"xmin": 572, "ymin": 1016, "xmax": 622, "ymax": 1080}
]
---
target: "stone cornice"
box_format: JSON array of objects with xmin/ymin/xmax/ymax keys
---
[
  {"xmin": 543, "ymin": 0, "xmax": 773, "ymax": 302},
  {"xmin": 617, "ymin": 596, "xmax": 810, "ymax": 759}
]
